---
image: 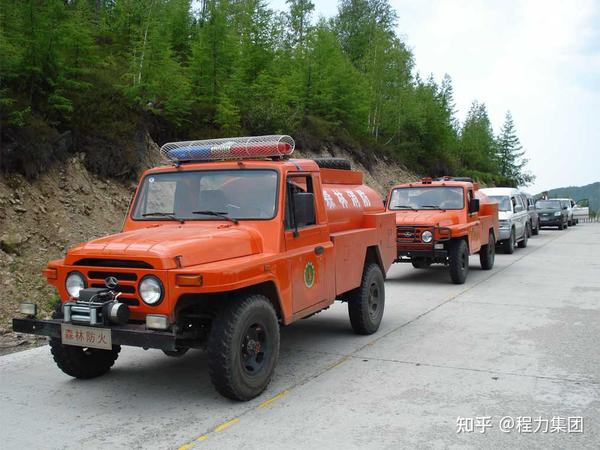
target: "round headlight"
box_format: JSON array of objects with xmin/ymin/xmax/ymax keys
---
[
  {"xmin": 139, "ymin": 276, "xmax": 163, "ymax": 305},
  {"xmin": 421, "ymin": 230, "xmax": 433, "ymax": 243},
  {"xmin": 66, "ymin": 272, "xmax": 86, "ymax": 298}
]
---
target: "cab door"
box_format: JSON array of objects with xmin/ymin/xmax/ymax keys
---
[
  {"xmin": 283, "ymin": 174, "xmax": 329, "ymax": 314},
  {"xmin": 512, "ymin": 195, "xmax": 528, "ymax": 238},
  {"xmin": 466, "ymin": 188, "xmax": 482, "ymax": 252}
]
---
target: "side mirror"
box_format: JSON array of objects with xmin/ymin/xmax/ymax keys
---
[
  {"xmin": 514, "ymin": 205, "xmax": 524, "ymax": 213},
  {"xmin": 468, "ymin": 198, "xmax": 480, "ymax": 213},
  {"xmin": 293, "ymin": 192, "xmax": 315, "ymax": 228}
]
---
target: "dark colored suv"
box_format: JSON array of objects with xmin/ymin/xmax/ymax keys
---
[{"xmin": 536, "ymin": 199, "xmax": 568, "ymax": 229}]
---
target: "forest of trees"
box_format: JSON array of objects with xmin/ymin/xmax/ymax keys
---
[{"xmin": 0, "ymin": 0, "xmax": 533, "ymax": 186}]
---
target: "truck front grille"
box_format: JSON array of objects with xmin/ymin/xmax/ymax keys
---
[{"xmin": 397, "ymin": 226, "xmax": 428, "ymax": 243}]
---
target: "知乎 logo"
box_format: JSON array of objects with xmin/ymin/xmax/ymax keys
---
[
  {"xmin": 304, "ymin": 262, "xmax": 315, "ymax": 288},
  {"xmin": 105, "ymin": 276, "xmax": 119, "ymax": 290}
]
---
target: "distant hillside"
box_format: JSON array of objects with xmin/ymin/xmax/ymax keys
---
[{"xmin": 545, "ymin": 182, "xmax": 600, "ymax": 211}]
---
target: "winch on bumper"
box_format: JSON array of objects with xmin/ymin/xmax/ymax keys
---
[{"xmin": 13, "ymin": 286, "xmax": 179, "ymax": 352}]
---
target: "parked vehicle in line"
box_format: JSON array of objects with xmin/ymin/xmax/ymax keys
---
[
  {"xmin": 553, "ymin": 198, "xmax": 578, "ymax": 226},
  {"xmin": 386, "ymin": 177, "xmax": 499, "ymax": 284},
  {"xmin": 521, "ymin": 192, "xmax": 540, "ymax": 236},
  {"xmin": 536, "ymin": 199, "xmax": 568, "ymax": 229},
  {"xmin": 13, "ymin": 135, "xmax": 397, "ymax": 401},
  {"xmin": 480, "ymin": 187, "xmax": 529, "ymax": 254}
]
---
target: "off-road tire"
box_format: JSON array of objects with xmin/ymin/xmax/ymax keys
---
[
  {"xmin": 449, "ymin": 239, "xmax": 469, "ymax": 284},
  {"xmin": 50, "ymin": 339, "xmax": 121, "ymax": 379},
  {"xmin": 312, "ymin": 158, "xmax": 352, "ymax": 171},
  {"xmin": 347, "ymin": 263, "xmax": 385, "ymax": 335},
  {"xmin": 411, "ymin": 258, "xmax": 431, "ymax": 269},
  {"xmin": 479, "ymin": 231, "xmax": 495, "ymax": 270},
  {"xmin": 163, "ymin": 348, "xmax": 189, "ymax": 357},
  {"xmin": 518, "ymin": 225, "xmax": 529, "ymax": 248},
  {"xmin": 502, "ymin": 229, "xmax": 515, "ymax": 254},
  {"xmin": 208, "ymin": 295, "xmax": 280, "ymax": 401},
  {"xmin": 48, "ymin": 301, "xmax": 120, "ymax": 379}
]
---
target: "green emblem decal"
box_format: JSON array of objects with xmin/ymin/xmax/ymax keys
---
[{"xmin": 304, "ymin": 261, "xmax": 316, "ymax": 288}]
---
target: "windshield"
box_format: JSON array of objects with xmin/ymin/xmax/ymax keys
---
[
  {"xmin": 536, "ymin": 200, "xmax": 561, "ymax": 209},
  {"xmin": 389, "ymin": 186, "xmax": 464, "ymax": 210},
  {"xmin": 132, "ymin": 169, "xmax": 278, "ymax": 221},
  {"xmin": 487, "ymin": 196, "xmax": 512, "ymax": 212}
]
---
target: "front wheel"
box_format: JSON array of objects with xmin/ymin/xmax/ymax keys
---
[
  {"xmin": 50, "ymin": 339, "xmax": 121, "ymax": 379},
  {"xmin": 208, "ymin": 295, "xmax": 280, "ymax": 401},
  {"xmin": 479, "ymin": 231, "xmax": 495, "ymax": 270},
  {"xmin": 449, "ymin": 239, "xmax": 469, "ymax": 284},
  {"xmin": 348, "ymin": 263, "xmax": 385, "ymax": 335},
  {"xmin": 518, "ymin": 225, "xmax": 529, "ymax": 248},
  {"xmin": 502, "ymin": 229, "xmax": 515, "ymax": 254}
]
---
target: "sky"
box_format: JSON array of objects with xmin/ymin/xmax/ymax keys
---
[{"xmin": 270, "ymin": 0, "xmax": 600, "ymax": 193}]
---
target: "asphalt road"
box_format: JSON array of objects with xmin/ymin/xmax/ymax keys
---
[{"xmin": 1, "ymin": 224, "xmax": 599, "ymax": 449}]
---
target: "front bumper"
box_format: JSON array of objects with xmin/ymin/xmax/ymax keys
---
[
  {"xmin": 539, "ymin": 218, "xmax": 562, "ymax": 226},
  {"xmin": 498, "ymin": 227, "xmax": 512, "ymax": 240},
  {"xmin": 12, "ymin": 318, "xmax": 178, "ymax": 351},
  {"xmin": 397, "ymin": 248, "xmax": 448, "ymax": 260}
]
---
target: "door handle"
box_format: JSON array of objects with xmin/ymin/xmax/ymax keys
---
[{"xmin": 314, "ymin": 246, "xmax": 324, "ymax": 255}]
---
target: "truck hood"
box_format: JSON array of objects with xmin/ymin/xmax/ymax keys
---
[
  {"xmin": 65, "ymin": 224, "xmax": 262, "ymax": 269},
  {"xmin": 498, "ymin": 211, "xmax": 514, "ymax": 221},
  {"xmin": 393, "ymin": 211, "xmax": 461, "ymax": 227}
]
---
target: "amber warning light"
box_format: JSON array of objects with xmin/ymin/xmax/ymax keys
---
[{"xmin": 161, "ymin": 135, "xmax": 295, "ymax": 162}]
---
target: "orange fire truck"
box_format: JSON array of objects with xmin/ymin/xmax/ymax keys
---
[
  {"xmin": 14, "ymin": 136, "xmax": 396, "ymax": 400},
  {"xmin": 386, "ymin": 177, "xmax": 499, "ymax": 284}
]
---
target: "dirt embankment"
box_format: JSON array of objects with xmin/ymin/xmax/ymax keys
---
[{"xmin": 0, "ymin": 138, "xmax": 415, "ymax": 354}]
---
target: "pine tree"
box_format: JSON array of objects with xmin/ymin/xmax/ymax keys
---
[{"xmin": 496, "ymin": 111, "xmax": 534, "ymax": 186}]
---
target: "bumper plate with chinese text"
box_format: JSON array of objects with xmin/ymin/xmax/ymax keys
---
[{"xmin": 61, "ymin": 323, "xmax": 112, "ymax": 350}]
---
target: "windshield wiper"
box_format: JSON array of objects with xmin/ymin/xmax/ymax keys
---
[
  {"xmin": 420, "ymin": 205, "xmax": 442, "ymax": 209},
  {"xmin": 142, "ymin": 211, "xmax": 184, "ymax": 224},
  {"xmin": 393, "ymin": 205, "xmax": 416, "ymax": 210},
  {"xmin": 193, "ymin": 210, "xmax": 239, "ymax": 224}
]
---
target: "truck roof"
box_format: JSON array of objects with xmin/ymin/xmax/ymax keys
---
[
  {"xmin": 390, "ymin": 179, "xmax": 474, "ymax": 190},
  {"xmin": 480, "ymin": 187, "xmax": 520, "ymax": 196},
  {"xmin": 144, "ymin": 158, "xmax": 321, "ymax": 175}
]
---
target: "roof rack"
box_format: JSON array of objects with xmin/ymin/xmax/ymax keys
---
[
  {"xmin": 160, "ymin": 135, "xmax": 295, "ymax": 163},
  {"xmin": 434, "ymin": 176, "xmax": 473, "ymax": 183}
]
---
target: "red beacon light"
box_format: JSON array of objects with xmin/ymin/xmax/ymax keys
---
[{"xmin": 160, "ymin": 135, "xmax": 295, "ymax": 162}]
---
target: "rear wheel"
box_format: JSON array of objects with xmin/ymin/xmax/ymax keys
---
[
  {"xmin": 479, "ymin": 231, "xmax": 495, "ymax": 270},
  {"xmin": 502, "ymin": 229, "xmax": 515, "ymax": 254},
  {"xmin": 532, "ymin": 222, "xmax": 540, "ymax": 235},
  {"xmin": 348, "ymin": 263, "xmax": 385, "ymax": 335},
  {"xmin": 49, "ymin": 302, "xmax": 120, "ymax": 379},
  {"xmin": 449, "ymin": 239, "xmax": 469, "ymax": 284},
  {"xmin": 411, "ymin": 258, "xmax": 431, "ymax": 269},
  {"xmin": 208, "ymin": 295, "xmax": 280, "ymax": 401},
  {"xmin": 312, "ymin": 158, "xmax": 352, "ymax": 170},
  {"xmin": 163, "ymin": 348, "xmax": 189, "ymax": 357}
]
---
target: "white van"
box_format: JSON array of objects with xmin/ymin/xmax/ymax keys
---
[{"xmin": 480, "ymin": 187, "xmax": 529, "ymax": 253}]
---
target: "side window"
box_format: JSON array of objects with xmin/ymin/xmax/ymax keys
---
[
  {"xmin": 285, "ymin": 175, "xmax": 316, "ymax": 230},
  {"xmin": 511, "ymin": 196, "xmax": 517, "ymax": 211}
]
